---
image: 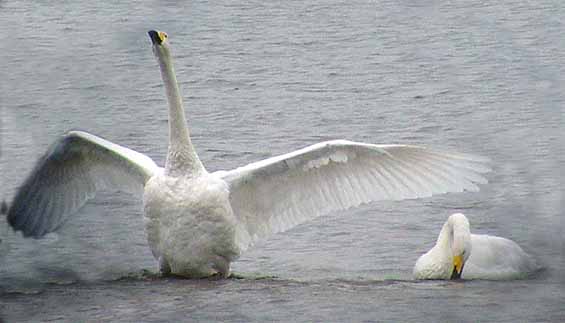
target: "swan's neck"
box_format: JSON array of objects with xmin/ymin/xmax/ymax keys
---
[
  {"xmin": 435, "ymin": 215, "xmax": 471, "ymax": 260},
  {"xmin": 436, "ymin": 221, "xmax": 454, "ymax": 254},
  {"xmin": 158, "ymin": 46, "xmax": 205, "ymax": 177}
]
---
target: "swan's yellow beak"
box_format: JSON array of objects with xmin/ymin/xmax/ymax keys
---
[
  {"xmin": 450, "ymin": 254, "xmax": 464, "ymax": 279},
  {"xmin": 148, "ymin": 30, "xmax": 168, "ymax": 45},
  {"xmin": 453, "ymin": 254, "xmax": 463, "ymax": 274}
]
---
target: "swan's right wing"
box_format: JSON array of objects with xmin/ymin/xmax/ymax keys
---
[
  {"xmin": 219, "ymin": 140, "xmax": 490, "ymax": 251},
  {"xmin": 467, "ymin": 234, "xmax": 541, "ymax": 276},
  {"xmin": 6, "ymin": 131, "xmax": 161, "ymax": 238}
]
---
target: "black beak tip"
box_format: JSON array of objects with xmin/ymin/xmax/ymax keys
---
[
  {"xmin": 450, "ymin": 265, "xmax": 464, "ymax": 280},
  {"xmin": 148, "ymin": 30, "xmax": 160, "ymax": 45}
]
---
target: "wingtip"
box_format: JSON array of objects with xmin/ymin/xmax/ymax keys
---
[{"xmin": 0, "ymin": 200, "xmax": 7, "ymax": 215}]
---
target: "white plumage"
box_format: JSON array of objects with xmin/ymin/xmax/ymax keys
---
[
  {"xmin": 413, "ymin": 213, "xmax": 540, "ymax": 280},
  {"xmin": 5, "ymin": 30, "xmax": 490, "ymax": 278},
  {"xmin": 221, "ymin": 141, "xmax": 490, "ymax": 252}
]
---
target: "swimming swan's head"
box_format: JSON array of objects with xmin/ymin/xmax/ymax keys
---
[
  {"xmin": 413, "ymin": 212, "xmax": 473, "ymax": 280},
  {"xmin": 447, "ymin": 213, "xmax": 472, "ymax": 279}
]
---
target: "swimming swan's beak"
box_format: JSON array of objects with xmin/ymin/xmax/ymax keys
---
[
  {"xmin": 450, "ymin": 254, "xmax": 464, "ymax": 279},
  {"xmin": 148, "ymin": 30, "xmax": 168, "ymax": 45}
]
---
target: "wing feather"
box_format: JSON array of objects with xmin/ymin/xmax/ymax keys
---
[
  {"xmin": 6, "ymin": 131, "xmax": 161, "ymax": 238},
  {"xmin": 218, "ymin": 140, "xmax": 490, "ymax": 251}
]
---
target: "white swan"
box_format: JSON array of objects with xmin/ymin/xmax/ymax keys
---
[
  {"xmin": 413, "ymin": 213, "xmax": 540, "ymax": 280},
  {"xmin": 4, "ymin": 30, "xmax": 491, "ymax": 278}
]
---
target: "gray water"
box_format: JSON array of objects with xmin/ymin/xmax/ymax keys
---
[{"xmin": 1, "ymin": 0, "xmax": 564, "ymax": 322}]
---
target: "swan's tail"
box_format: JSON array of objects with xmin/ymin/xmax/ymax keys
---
[{"xmin": 0, "ymin": 200, "xmax": 8, "ymax": 215}]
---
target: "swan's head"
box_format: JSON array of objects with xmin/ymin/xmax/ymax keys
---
[
  {"xmin": 148, "ymin": 30, "xmax": 170, "ymax": 58},
  {"xmin": 414, "ymin": 213, "xmax": 473, "ymax": 280},
  {"xmin": 447, "ymin": 213, "xmax": 472, "ymax": 279}
]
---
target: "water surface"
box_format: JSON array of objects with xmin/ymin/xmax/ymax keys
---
[{"xmin": 1, "ymin": 0, "xmax": 564, "ymax": 322}]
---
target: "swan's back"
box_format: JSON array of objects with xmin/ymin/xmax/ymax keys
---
[{"xmin": 464, "ymin": 234, "xmax": 540, "ymax": 280}]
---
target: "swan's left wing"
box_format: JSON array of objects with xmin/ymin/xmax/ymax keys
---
[
  {"xmin": 218, "ymin": 140, "xmax": 490, "ymax": 251},
  {"xmin": 6, "ymin": 131, "xmax": 161, "ymax": 238}
]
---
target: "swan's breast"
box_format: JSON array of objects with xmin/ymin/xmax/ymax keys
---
[
  {"xmin": 413, "ymin": 247, "xmax": 453, "ymax": 280},
  {"xmin": 142, "ymin": 174, "xmax": 240, "ymax": 275}
]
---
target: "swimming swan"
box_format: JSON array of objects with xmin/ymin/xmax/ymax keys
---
[
  {"xmin": 413, "ymin": 213, "xmax": 540, "ymax": 280},
  {"xmin": 4, "ymin": 30, "xmax": 491, "ymax": 278}
]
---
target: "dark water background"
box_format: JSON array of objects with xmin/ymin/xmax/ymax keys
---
[{"xmin": 1, "ymin": 0, "xmax": 564, "ymax": 322}]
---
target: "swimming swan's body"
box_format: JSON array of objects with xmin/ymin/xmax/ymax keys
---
[
  {"xmin": 413, "ymin": 213, "xmax": 539, "ymax": 280},
  {"xmin": 5, "ymin": 31, "xmax": 490, "ymax": 278}
]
